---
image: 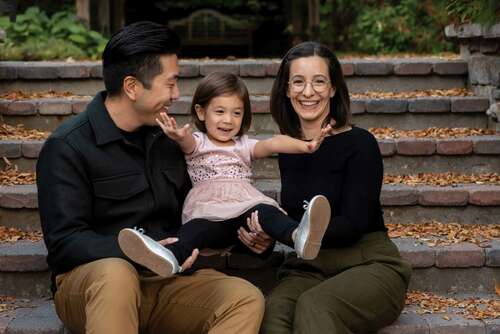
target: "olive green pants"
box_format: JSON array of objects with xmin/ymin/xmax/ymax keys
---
[{"xmin": 261, "ymin": 231, "xmax": 412, "ymax": 334}]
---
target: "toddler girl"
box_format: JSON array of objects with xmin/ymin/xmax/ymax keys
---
[{"xmin": 118, "ymin": 72, "xmax": 331, "ymax": 277}]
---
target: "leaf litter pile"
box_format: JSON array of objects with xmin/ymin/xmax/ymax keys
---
[
  {"xmin": 384, "ymin": 172, "xmax": 500, "ymax": 186},
  {"xmin": 370, "ymin": 127, "xmax": 496, "ymax": 139},
  {"xmin": 0, "ymin": 296, "xmax": 17, "ymax": 313},
  {"xmin": 353, "ymin": 88, "xmax": 474, "ymax": 99},
  {"xmin": 0, "ymin": 90, "xmax": 82, "ymax": 100},
  {"xmin": 0, "ymin": 226, "xmax": 43, "ymax": 243},
  {"xmin": 406, "ymin": 291, "xmax": 499, "ymax": 320},
  {"xmin": 0, "ymin": 124, "xmax": 49, "ymax": 141},
  {"xmin": 0, "ymin": 164, "xmax": 36, "ymax": 185},
  {"xmin": 387, "ymin": 221, "xmax": 499, "ymax": 247}
]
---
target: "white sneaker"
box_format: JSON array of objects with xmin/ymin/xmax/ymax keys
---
[
  {"xmin": 294, "ymin": 195, "xmax": 331, "ymax": 260},
  {"xmin": 118, "ymin": 228, "xmax": 180, "ymax": 277}
]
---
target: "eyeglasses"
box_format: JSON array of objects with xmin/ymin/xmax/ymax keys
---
[{"xmin": 288, "ymin": 75, "xmax": 331, "ymax": 93}]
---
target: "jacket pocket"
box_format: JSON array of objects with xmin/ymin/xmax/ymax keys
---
[
  {"xmin": 162, "ymin": 167, "xmax": 186, "ymax": 190},
  {"xmin": 93, "ymin": 172, "xmax": 148, "ymax": 200}
]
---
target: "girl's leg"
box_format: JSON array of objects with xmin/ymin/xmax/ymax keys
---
[
  {"xmin": 166, "ymin": 218, "xmax": 239, "ymax": 263},
  {"xmin": 245, "ymin": 204, "xmax": 297, "ymax": 248}
]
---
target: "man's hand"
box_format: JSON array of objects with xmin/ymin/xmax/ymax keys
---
[
  {"xmin": 237, "ymin": 211, "xmax": 274, "ymax": 254},
  {"xmin": 156, "ymin": 111, "xmax": 191, "ymax": 142},
  {"xmin": 158, "ymin": 237, "xmax": 199, "ymax": 272}
]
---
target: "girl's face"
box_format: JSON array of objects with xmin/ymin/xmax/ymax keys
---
[
  {"xmin": 287, "ymin": 55, "xmax": 335, "ymax": 127},
  {"xmin": 195, "ymin": 94, "xmax": 245, "ymax": 146}
]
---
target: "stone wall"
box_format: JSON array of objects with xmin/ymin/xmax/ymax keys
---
[{"xmin": 445, "ymin": 23, "xmax": 500, "ymax": 130}]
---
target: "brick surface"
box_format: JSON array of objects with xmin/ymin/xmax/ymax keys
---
[
  {"xmin": 365, "ymin": 99, "xmax": 407, "ymax": 113},
  {"xmin": 423, "ymin": 313, "xmax": 485, "ymax": 334},
  {"xmin": 396, "ymin": 138, "xmax": 436, "ymax": 155},
  {"xmin": 6, "ymin": 301, "xmax": 63, "ymax": 334},
  {"xmin": 16, "ymin": 63, "xmax": 59, "ymax": 79},
  {"xmin": 179, "ymin": 61, "xmax": 200, "ymax": 77},
  {"xmin": 200, "ymin": 61, "xmax": 239, "ymax": 76},
  {"xmin": 0, "ymin": 140, "xmax": 22, "ymax": 158},
  {"xmin": 436, "ymin": 139, "xmax": 473, "ymax": 155},
  {"xmin": 379, "ymin": 312, "xmax": 430, "ymax": 334},
  {"xmin": 418, "ymin": 186, "xmax": 469, "ymax": 206},
  {"xmin": 265, "ymin": 61, "xmax": 281, "ymax": 76},
  {"xmin": 0, "ymin": 185, "xmax": 37, "ymax": 208},
  {"xmin": 380, "ymin": 185, "xmax": 418, "ymax": 205},
  {"xmin": 240, "ymin": 61, "xmax": 267, "ymax": 77},
  {"xmin": 0, "ymin": 241, "xmax": 48, "ymax": 271},
  {"xmin": 57, "ymin": 64, "xmax": 91, "ymax": 78},
  {"xmin": 435, "ymin": 243, "xmax": 485, "ymax": 268},
  {"xmin": 485, "ymin": 240, "xmax": 500, "ymax": 267},
  {"xmin": 432, "ymin": 61, "xmax": 468, "ymax": 75},
  {"xmin": 485, "ymin": 318, "xmax": 500, "ymax": 334},
  {"xmin": 451, "ymin": 97, "xmax": 490, "ymax": 112},
  {"xmin": 341, "ymin": 62, "xmax": 354, "ymax": 76},
  {"xmin": 472, "ymin": 136, "xmax": 500, "ymax": 154},
  {"xmin": 0, "ymin": 63, "xmax": 17, "ymax": 79},
  {"xmin": 251, "ymin": 96, "xmax": 269, "ymax": 114},
  {"xmin": 167, "ymin": 97, "xmax": 191, "ymax": 115},
  {"xmin": 393, "ymin": 238, "xmax": 435, "ymax": 268},
  {"xmin": 350, "ymin": 99, "xmax": 365, "ymax": 114},
  {"xmin": 0, "ymin": 100, "xmax": 37, "ymax": 115},
  {"xmin": 354, "ymin": 61, "xmax": 393, "ymax": 75},
  {"xmin": 394, "ymin": 62, "xmax": 432, "ymax": 75},
  {"xmin": 408, "ymin": 98, "xmax": 450, "ymax": 113},
  {"xmin": 468, "ymin": 185, "xmax": 500, "ymax": 206},
  {"xmin": 72, "ymin": 98, "xmax": 91, "ymax": 114},
  {"xmin": 37, "ymin": 99, "xmax": 72, "ymax": 115},
  {"xmin": 89, "ymin": 63, "xmax": 103, "ymax": 78},
  {"xmin": 21, "ymin": 140, "xmax": 44, "ymax": 158},
  {"xmin": 378, "ymin": 139, "xmax": 396, "ymax": 156}
]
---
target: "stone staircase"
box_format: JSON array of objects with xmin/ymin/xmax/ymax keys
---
[{"xmin": 0, "ymin": 58, "xmax": 498, "ymax": 333}]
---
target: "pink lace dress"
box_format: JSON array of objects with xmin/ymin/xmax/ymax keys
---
[{"xmin": 182, "ymin": 132, "xmax": 280, "ymax": 224}]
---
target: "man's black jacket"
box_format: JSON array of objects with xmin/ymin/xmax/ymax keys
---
[{"xmin": 36, "ymin": 92, "xmax": 191, "ymax": 278}]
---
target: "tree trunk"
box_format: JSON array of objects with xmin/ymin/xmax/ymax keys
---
[
  {"xmin": 76, "ymin": 0, "xmax": 90, "ymax": 27},
  {"xmin": 308, "ymin": 0, "xmax": 320, "ymax": 41}
]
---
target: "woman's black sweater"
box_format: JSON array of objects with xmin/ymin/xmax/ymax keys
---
[{"xmin": 279, "ymin": 126, "xmax": 386, "ymax": 248}]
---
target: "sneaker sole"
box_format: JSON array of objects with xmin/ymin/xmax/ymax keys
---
[
  {"xmin": 118, "ymin": 229, "xmax": 175, "ymax": 277},
  {"xmin": 302, "ymin": 195, "xmax": 331, "ymax": 260}
]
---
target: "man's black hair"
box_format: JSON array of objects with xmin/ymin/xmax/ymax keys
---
[{"xmin": 102, "ymin": 21, "xmax": 181, "ymax": 96}]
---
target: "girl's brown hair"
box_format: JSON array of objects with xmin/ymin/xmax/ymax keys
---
[{"xmin": 191, "ymin": 72, "xmax": 252, "ymax": 136}]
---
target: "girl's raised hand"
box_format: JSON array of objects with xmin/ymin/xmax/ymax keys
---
[
  {"xmin": 156, "ymin": 111, "xmax": 191, "ymax": 141},
  {"xmin": 306, "ymin": 123, "xmax": 332, "ymax": 152}
]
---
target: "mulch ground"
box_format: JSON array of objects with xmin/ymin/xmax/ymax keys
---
[
  {"xmin": 383, "ymin": 172, "xmax": 500, "ymax": 186},
  {"xmin": 387, "ymin": 221, "xmax": 500, "ymax": 247},
  {"xmin": 0, "ymin": 124, "xmax": 50, "ymax": 141}
]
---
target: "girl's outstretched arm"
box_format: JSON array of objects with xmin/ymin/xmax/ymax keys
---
[
  {"xmin": 156, "ymin": 112, "xmax": 196, "ymax": 154},
  {"xmin": 253, "ymin": 124, "xmax": 331, "ymax": 159}
]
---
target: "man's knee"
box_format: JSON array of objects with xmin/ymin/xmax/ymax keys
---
[{"xmin": 224, "ymin": 277, "xmax": 265, "ymax": 311}]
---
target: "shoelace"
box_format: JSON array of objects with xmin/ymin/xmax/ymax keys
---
[
  {"xmin": 302, "ymin": 200, "xmax": 309, "ymax": 210},
  {"xmin": 133, "ymin": 226, "xmax": 146, "ymax": 234}
]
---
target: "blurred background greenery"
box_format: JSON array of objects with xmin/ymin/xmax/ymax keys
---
[{"xmin": 0, "ymin": 0, "xmax": 499, "ymax": 60}]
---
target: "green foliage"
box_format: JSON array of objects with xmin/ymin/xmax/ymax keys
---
[
  {"xmin": 333, "ymin": 0, "xmax": 455, "ymax": 54},
  {"xmin": 446, "ymin": 0, "xmax": 500, "ymax": 26},
  {"xmin": 0, "ymin": 6, "xmax": 108, "ymax": 60}
]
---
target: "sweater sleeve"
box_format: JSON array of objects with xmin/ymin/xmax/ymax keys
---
[{"xmin": 323, "ymin": 133, "xmax": 384, "ymax": 246}]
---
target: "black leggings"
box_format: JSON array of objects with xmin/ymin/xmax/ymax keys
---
[{"xmin": 166, "ymin": 204, "xmax": 299, "ymax": 264}]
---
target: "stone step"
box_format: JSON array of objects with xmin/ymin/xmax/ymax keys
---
[
  {"xmin": 0, "ymin": 183, "xmax": 499, "ymax": 232},
  {"xmin": 1, "ymin": 134, "xmax": 499, "ymax": 174},
  {"xmin": 0, "ymin": 95, "xmax": 490, "ymax": 131},
  {"xmin": 0, "ymin": 238, "xmax": 498, "ymax": 298},
  {"xmin": 0, "ymin": 58, "xmax": 468, "ymax": 95},
  {"xmin": 0, "ymin": 295, "xmax": 497, "ymax": 334}
]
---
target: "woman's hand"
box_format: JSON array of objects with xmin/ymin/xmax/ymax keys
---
[
  {"xmin": 238, "ymin": 210, "xmax": 274, "ymax": 254},
  {"xmin": 158, "ymin": 237, "xmax": 199, "ymax": 272},
  {"xmin": 306, "ymin": 123, "xmax": 332, "ymax": 152},
  {"xmin": 156, "ymin": 111, "xmax": 191, "ymax": 141}
]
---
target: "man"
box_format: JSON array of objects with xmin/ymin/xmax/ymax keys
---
[{"xmin": 37, "ymin": 21, "xmax": 264, "ymax": 334}]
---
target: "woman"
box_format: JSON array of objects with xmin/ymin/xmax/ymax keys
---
[{"xmin": 238, "ymin": 41, "xmax": 411, "ymax": 333}]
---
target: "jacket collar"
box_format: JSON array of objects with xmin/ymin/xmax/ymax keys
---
[{"xmin": 87, "ymin": 91, "xmax": 129, "ymax": 146}]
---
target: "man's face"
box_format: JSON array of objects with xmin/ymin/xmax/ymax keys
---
[{"xmin": 133, "ymin": 54, "xmax": 180, "ymax": 126}]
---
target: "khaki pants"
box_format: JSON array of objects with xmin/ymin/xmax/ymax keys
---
[
  {"xmin": 54, "ymin": 258, "xmax": 265, "ymax": 334},
  {"xmin": 261, "ymin": 231, "xmax": 412, "ymax": 334}
]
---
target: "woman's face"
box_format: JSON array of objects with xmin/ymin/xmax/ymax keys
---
[{"xmin": 287, "ymin": 55, "xmax": 335, "ymax": 126}]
